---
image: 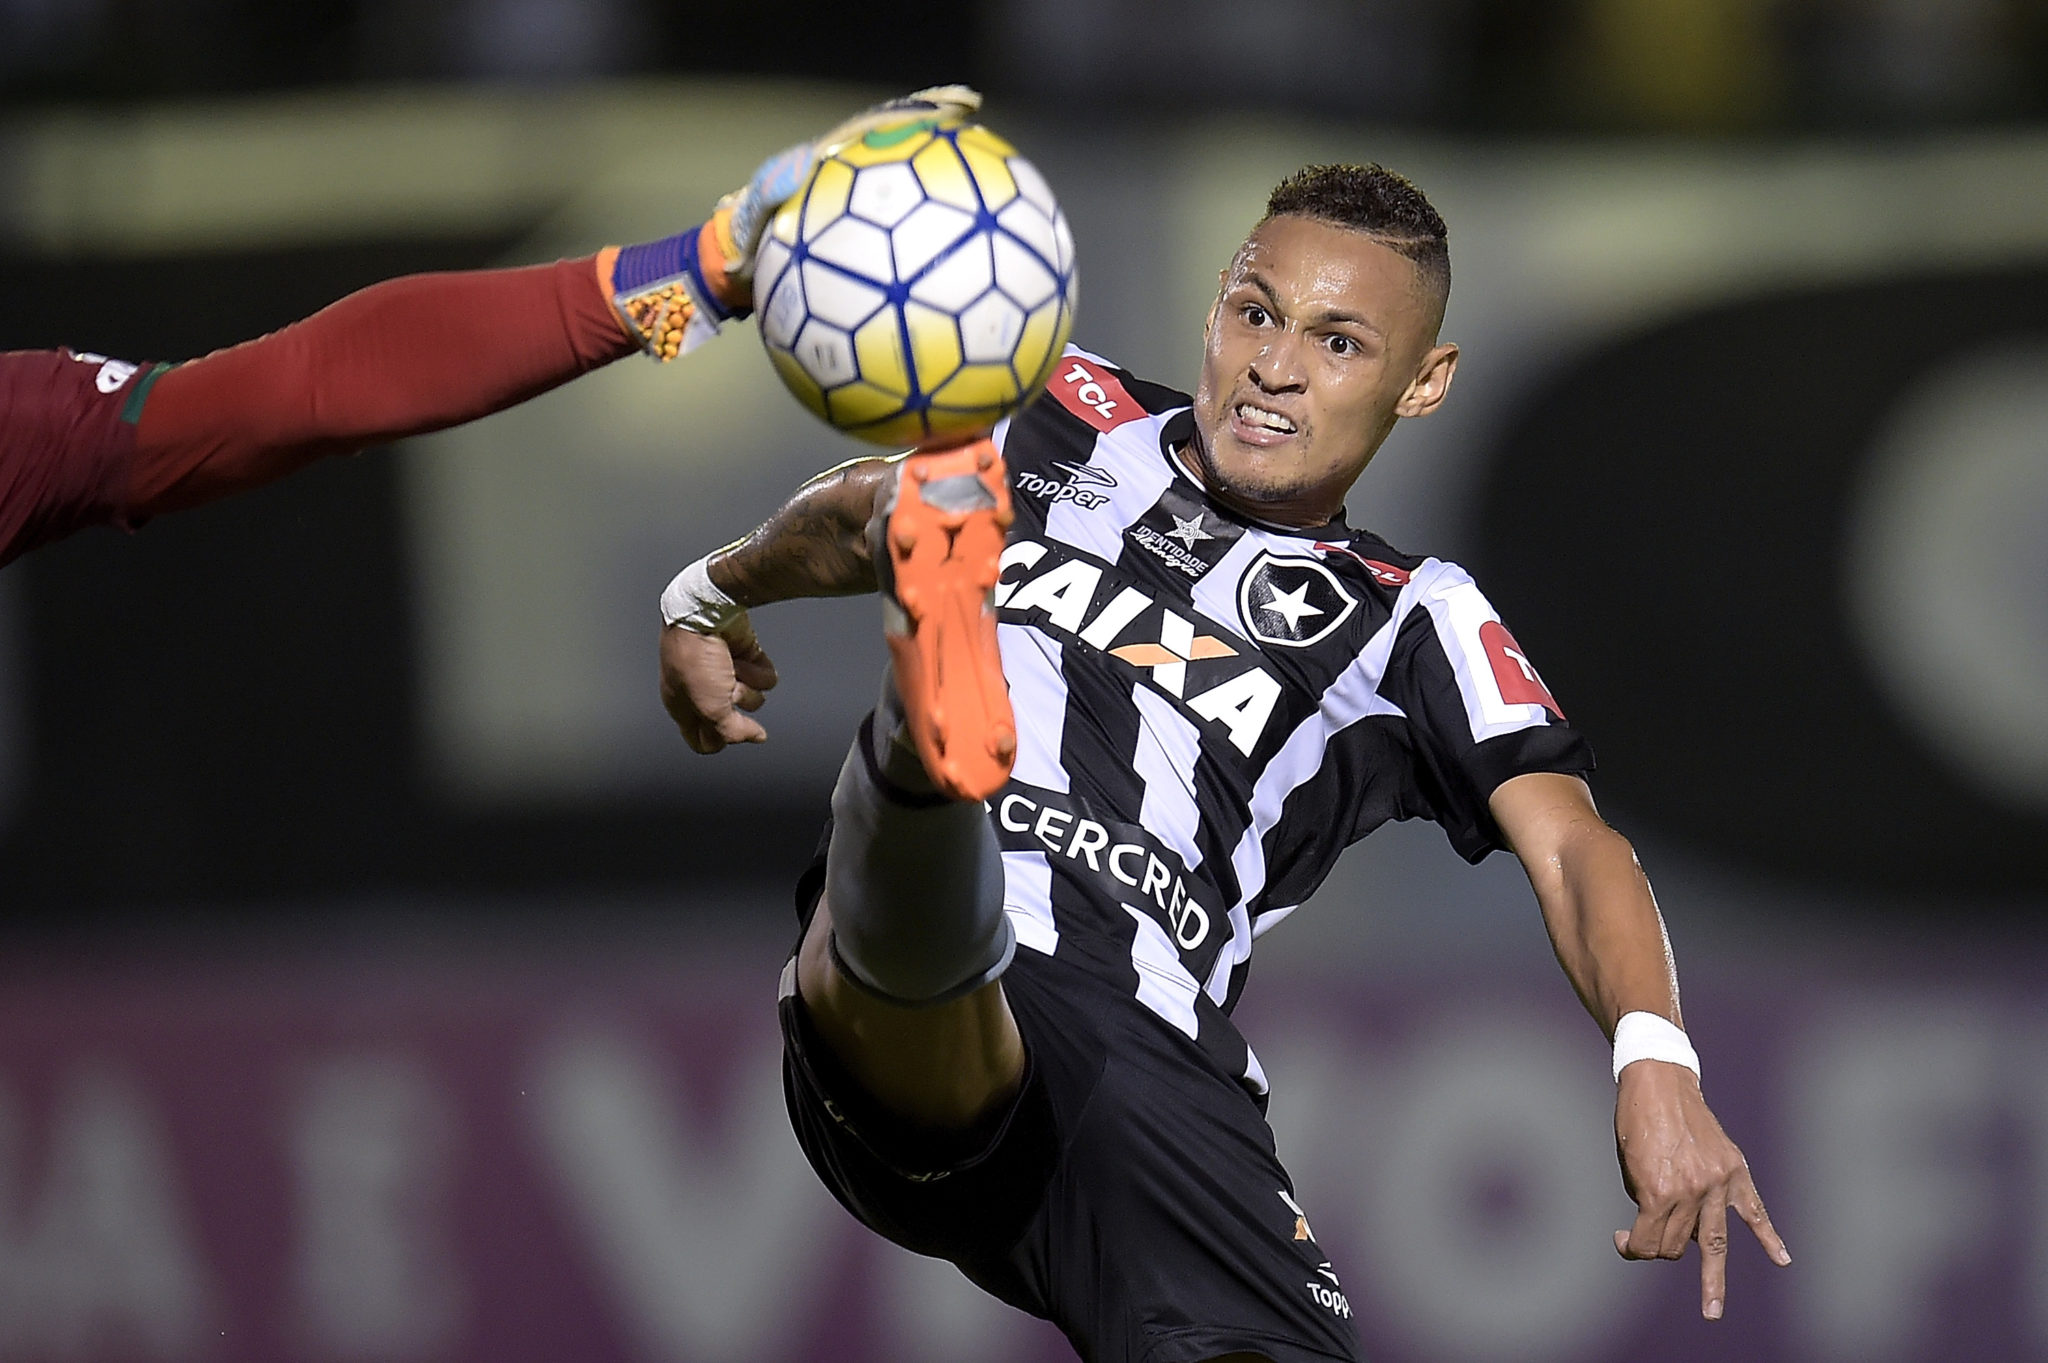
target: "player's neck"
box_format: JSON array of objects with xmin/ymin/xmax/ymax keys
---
[{"xmin": 1170, "ymin": 440, "xmax": 1343, "ymax": 533}]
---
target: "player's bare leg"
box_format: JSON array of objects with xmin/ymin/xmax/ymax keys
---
[
  {"xmin": 797, "ymin": 883, "xmax": 1024, "ymax": 1129},
  {"xmin": 795, "ymin": 445, "xmax": 1026, "ymax": 1131}
]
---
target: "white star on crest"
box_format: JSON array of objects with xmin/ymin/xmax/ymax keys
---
[
  {"xmin": 1258, "ymin": 580, "xmax": 1325, "ymax": 632},
  {"xmin": 1164, "ymin": 514, "xmax": 1213, "ymax": 550}
]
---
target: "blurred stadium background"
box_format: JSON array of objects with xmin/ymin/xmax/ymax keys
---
[{"xmin": 4, "ymin": 2, "xmax": 2047, "ymax": 1360}]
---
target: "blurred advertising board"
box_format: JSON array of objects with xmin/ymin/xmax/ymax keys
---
[{"xmin": 0, "ymin": 928, "xmax": 2038, "ymax": 1363}]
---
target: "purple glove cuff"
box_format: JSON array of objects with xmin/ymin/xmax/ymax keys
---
[{"xmin": 614, "ymin": 227, "xmax": 750, "ymax": 324}]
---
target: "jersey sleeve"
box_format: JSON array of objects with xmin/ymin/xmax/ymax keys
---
[
  {"xmin": 0, "ymin": 349, "xmax": 163, "ymax": 568},
  {"xmin": 1376, "ymin": 563, "xmax": 1596, "ymax": 861}
]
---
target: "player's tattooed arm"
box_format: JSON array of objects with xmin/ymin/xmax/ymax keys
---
[
  {"xmin": 707, "ymin": 456, "xmax": 894, "ymax": 605},
  {"xmin": 660, "ymin": 455, "xmax": 892, "ymax": 754}
]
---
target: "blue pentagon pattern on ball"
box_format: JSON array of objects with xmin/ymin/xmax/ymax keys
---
[{"xmin": 753, "ymin": 118, "xmax": 1078, "ymax": 448}]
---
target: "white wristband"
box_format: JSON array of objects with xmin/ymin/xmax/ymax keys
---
[
  {"xmin": 660, "ymin": 556, "xmax": 747, "ymax": 635},
  {"xmin": 1611, "ymin": 1011, "xmax": 1701, "ymax": 1082}
]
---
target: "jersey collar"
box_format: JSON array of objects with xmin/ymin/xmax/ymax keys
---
[{"xmin": 1157, "ymin": 408, "xmax": 1354, "ymax": 540}]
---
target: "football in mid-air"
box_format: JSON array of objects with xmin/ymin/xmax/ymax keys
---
[{"xmin": 753, "ymin": 115, "xmax": 1077, "ymax": 449}]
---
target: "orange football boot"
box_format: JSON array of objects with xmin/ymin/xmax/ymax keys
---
[{"xmin": 877, "ymin": 437, "xmax": 1016, "ymax": 801}]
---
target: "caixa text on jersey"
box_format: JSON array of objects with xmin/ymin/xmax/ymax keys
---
[{"xmin": 995, "ymin": 538, "xmax": 1284, "ymax": 756}]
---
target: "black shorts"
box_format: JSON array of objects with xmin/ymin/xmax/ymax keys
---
[{"xmin": 779, "ymin": 945, "xmax": 1363, "ymax": 1363}]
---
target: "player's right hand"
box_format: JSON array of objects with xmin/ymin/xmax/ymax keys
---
[{"xmin": 659, "ymin": 619, "xmax": 779, "ymax": 753}]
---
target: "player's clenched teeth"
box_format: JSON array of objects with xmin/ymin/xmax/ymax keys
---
[
  {"xmin": 1233, "ymin": 402, "xmax": 1297, "ymax": 434},
  {"xmin": 1228, "ymin": 401, "xmax": 1302, "ymax": 451}
]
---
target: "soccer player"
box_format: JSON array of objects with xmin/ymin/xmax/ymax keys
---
[
  {"xmin": 659, "ymin": 163, "xmax": 1789, "ymax": 1362},
  {"xmin": 0, "ymin": 88, "xmax": 978, "ymax": 570}
]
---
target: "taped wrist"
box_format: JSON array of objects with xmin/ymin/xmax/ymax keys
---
[
  {"xmin": 823, "ymin": 716, "xmax": 1014, "ymax": 1007},
  {"xmin": 1611, "ymin": 1011, "xmax": 1701, "ymax": 1081},
  {"xmin": 660, "ymin": 555, "xmax": 747, "ymax": 635}
]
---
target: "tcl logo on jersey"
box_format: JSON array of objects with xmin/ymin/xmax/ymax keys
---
[
  {"xmin": 1238, "ymin": 551, "xmax": 1359, "ymax": 649},
  {"xmin": 1480, "ymin": 621, "xmax": 1565, "ymax": 718},
  {"xmin": 1048, "ymin": 359, "xmax": 1143, "ymax": 432},
  {"xmin": 995, "ymin": 538, "xmax": 1284, "ymax": 755}
]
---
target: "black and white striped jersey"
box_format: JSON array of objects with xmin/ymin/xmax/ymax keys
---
[{"xmin": 983, "ymin": 346, "xmax": 1595, "ymax": 1100}]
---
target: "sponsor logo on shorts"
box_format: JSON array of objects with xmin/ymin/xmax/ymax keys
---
[
  {"xmin": 1304, "ymin": 1276, "xmax": 1353, "ymax": 1319},
  {"xmin": 1277, "ymin": 1192, "xmax": 1351, "ymax": 1315},
  {"xmin": 1280, "ymin": 1190, "xmax": 1318, "ymax": 1244}
]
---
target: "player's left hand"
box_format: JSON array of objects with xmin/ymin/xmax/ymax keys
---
[{"xmin": 1612, "ymin": 1059, "xmax": 1790, "ymax": 1320}]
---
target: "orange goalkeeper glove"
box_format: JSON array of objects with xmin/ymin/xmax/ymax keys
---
[{"xmin": 606, "ymin": 85, "xmax": 982, "ymax": 362}]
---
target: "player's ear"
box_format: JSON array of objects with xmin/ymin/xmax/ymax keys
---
[
  {"xmin": 1204, "ymin": 287, "xmax": 1226, "ymax": 340},
  {"xmin": 1395, "ymin": 342, "xmax": 1459, "ymax": 419}
]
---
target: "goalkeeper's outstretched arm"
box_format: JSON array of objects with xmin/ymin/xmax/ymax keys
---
[
  {"xmin": 0, "ymin": 249, "xmax": 651, "ymax": 568},
  {"xmin": 0, "ymin": 84, "xmax": 981, "ymax": 569},
  {"xmin": 132, "ymin": 253, "xmax": 642, "ymax": 516}
]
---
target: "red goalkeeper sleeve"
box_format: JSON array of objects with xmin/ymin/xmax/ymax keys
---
[
  {"xmin": 0, "ymin": 251, "xmax": 634, "ymax": 566},
  {"xmin": 130, "ymin": 252, "xmax": 636, "ymax": 515}
]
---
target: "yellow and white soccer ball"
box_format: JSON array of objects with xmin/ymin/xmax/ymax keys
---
[{"xmin": 753, "ymin": 115, "xmax": 1078, "ymax": 448}]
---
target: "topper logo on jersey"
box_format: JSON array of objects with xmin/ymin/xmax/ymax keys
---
[
  {"xmin": 995, "ymin": 539, "xmax": 1284, "ymax": 755},
  {"xmin": 1238, "ymin": 551, "xmax": 1359, "ymax": 648},
  {"xmin": 1054, "ymin": 460, "xmax": 1115, "ymax": 488},
  {"xmin": 1013, "ymin": 459, "xmax": 1118, "ymax": 509}
]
